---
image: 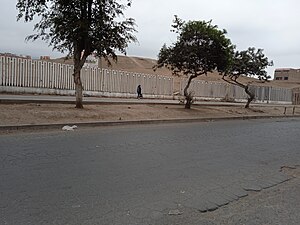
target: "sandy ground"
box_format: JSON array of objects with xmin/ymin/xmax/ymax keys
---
[{"xmin": 0, "ymin": 102, "xmax": 299, "ymax": 126}]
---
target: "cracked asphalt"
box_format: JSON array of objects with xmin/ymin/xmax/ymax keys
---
[{"xmin": 0, "ymin": 118, "xmax": 299, "ymax": 225}]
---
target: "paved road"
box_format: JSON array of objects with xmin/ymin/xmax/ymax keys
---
[{"xmin": 0, "ymin": 118, "xmax": 299, "ymax": 224}]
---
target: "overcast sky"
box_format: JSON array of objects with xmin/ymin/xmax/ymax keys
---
[{"xmin": 1, "ymin": 0, "xmax": 300, "ymax": 77}]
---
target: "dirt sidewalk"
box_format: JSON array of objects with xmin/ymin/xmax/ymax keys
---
[{"xmin": 1, "ymin": 102, "xmax": 299, "ymax": 127}]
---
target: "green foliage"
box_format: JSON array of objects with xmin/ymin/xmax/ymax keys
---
[
  {"xmin": 156, "ymin": 16, "xmax": 234, "ymax": 108},
  {"xmin": 227, "ymin": 47, "xmax": 273, "ymax": 81},
  {"xmin": 17, "ymin": 0, "xmax": 137, "ymax": 108},
  {"xmin": 16, "ymin": 0, "xmax": 137, "ymax": 61},
  {"xmin": 223, "ymin": 47, "xmax": 273, "ymax": 108},
  {"xmin": 156, "ymin": 16, "xmax": 234, "ymax": 77}
]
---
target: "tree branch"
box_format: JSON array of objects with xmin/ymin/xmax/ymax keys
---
[{"xmin": 222, "ymin": 75, "xmax": 245, "ymax": 89}]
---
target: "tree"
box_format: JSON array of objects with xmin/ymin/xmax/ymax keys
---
[
  {"xmin": 17, "ymin": 0, "xmax": 137, "ymax": 108},
  {"xmin": 222, "ymin": 47, "xmax": 273, "ymax": 108},
  {"xmin": 155, "ymin": 16, "xmax": 234, "ymax": 109}
]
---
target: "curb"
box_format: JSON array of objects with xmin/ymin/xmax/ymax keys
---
[{"xmin": 1, "ymin": 115, "xmax": 299, "ymax": 132}]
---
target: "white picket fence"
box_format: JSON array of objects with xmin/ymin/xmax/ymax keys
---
[{"xmin": 0, "ymin": 56, "xmax": 174, "ymax": 97}]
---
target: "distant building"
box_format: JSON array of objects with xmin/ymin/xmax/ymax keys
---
[
  {"xmin": 0, "ymin": 52, "xmax": 31, "ymax": 59},
  {"xmin": 40, "ymin": 56, "xmax": 51, "ymax": 60},
  {"xmin": 84, "ymin": 54, "xmax": 98, "ymax": 68},
  {"xmin": 274, "ymin": 68, "xmax": 300, "ymax": 82}
]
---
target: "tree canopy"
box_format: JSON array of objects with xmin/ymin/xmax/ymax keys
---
[
  {"xmin": 156, "ymin": 16, "xmax": 234, "ymax": 108},
  {"xmin": 17, "ymin": 0, "xmax": 137, "ymax": 108},
  {"xmin": 223, "ymin": 47, "xmax": 273, "ymax": 108}
]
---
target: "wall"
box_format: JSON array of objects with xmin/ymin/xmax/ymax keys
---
[
  {"xmin": 0, "ymin": 56, "xmax": 174, "ymax": 98},
  {"xmin": 0, "ymin": 55, "xmax": 294, "ymax": 104},
  {"xmin": 180, "ymin": 80, "xmax": 293, "ymax": 104}
]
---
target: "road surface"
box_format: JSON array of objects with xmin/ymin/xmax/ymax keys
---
[{"xmin": 0, "ymin": 118, "xmax": 299, "ymax": 224}]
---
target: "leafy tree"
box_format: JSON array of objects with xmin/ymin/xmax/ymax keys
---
[
  {"xmin": 155, "ymin": 16, "xmax": 234, "ymax": 109},
  {"xmin": 17, "ymin": 0, "xmax": 137, "ymax": 108},
  {"xmin": 222, "ymin": 47, "xmax": 273, "ymax": 108}
]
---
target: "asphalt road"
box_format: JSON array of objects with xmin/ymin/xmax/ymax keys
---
[{"xmin": 0, "ymin": 118, "xmax": 299, "ymax": 225}]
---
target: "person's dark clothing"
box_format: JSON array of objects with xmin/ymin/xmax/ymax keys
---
[{"xmin": 137, "ymin": 85, "xmax": 142, "ymax": 98}]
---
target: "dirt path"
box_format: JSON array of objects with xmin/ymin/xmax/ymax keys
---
[{"xmin": 0, "ymin": 103, "xmax": 299, "ymax": 126}]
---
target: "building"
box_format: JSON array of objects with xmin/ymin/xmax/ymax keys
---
[
  {"xmin": 40, "ymin": 56, "xmax": 51, "ymax": 60},
  {"xmin": 274, "ymin": 68, "xmax": 300, "ymax": 82},
  {"xmin": 0, "ymin": 52, "xmax": 31, "ymax": 59}
]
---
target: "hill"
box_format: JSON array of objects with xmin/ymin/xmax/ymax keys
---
[{"xmin": 53, "ymin": 55, "xmax": 300, "ymax": 89}]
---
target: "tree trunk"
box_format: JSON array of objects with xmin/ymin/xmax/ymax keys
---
[
  {"xmin": 183, "ymin": 74, "xmax": 197, "ymax": 109},
  {"xmin": 244, "ymin": 85, "xmax": 255, "ymax": 108},
  {"xmin": 73, "ymin": 42, "xmax": 90, "ymax": 109},
  {"xmin": 74, "ymin": 69, "xmax": 84, "ymax": 109}
]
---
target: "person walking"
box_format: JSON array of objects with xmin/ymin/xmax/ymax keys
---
[{"xmin": 137, "ymin": 85, "xmax": 143, "ymax": 99}]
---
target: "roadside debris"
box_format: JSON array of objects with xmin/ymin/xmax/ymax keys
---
[
  {"xmin": 62, "ymin": 125, "xmax": 78, "ymax": 131},
  {"xmin": 168, "ymin": 209, "xmax": 182, "ymax": 215}
]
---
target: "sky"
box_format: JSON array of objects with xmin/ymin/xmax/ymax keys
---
[{"xmin": 1, "ymin": 0, "xmax": 300, "ymax": 78}]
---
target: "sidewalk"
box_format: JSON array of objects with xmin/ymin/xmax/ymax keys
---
[
  {"xmin": 0, "ymin": 93, "xmax": 290, "ymax": 107},
  {"xmin": 0, "ymin": 94, "xmax": 299, "ymax": 132}
]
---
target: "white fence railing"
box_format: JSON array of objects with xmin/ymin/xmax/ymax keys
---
[
  {"xmin": 180, "ymin": 80, "xmax": 293, "ymax": 103},
  {"xmin": 0, "ymin": 55, "xmax": 294, "ymax": 103},
  {"xmin": 0, "ymin": 56, "xmax": 174, "ymax": 96}
]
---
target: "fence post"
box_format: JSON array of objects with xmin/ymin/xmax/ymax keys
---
[{"xmin": 0, "ymin": 56, "xmax": 3, "ymax": 86}]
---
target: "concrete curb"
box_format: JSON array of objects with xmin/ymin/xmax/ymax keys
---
[{"xmin": 1, "ymin": 115, "xmax": 299, "ymax": 132}]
